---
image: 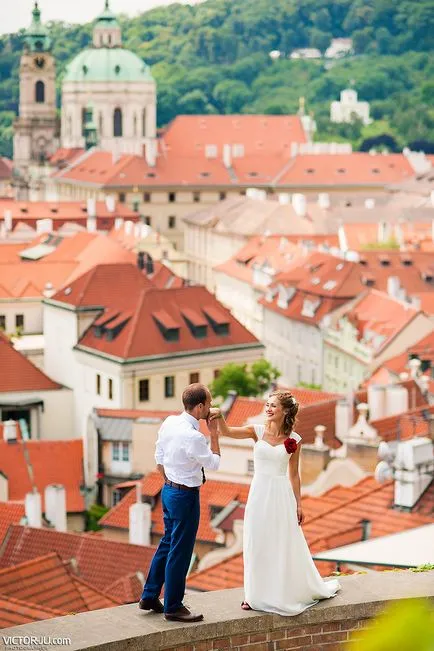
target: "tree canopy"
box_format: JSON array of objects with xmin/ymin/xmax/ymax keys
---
[
  {"xmin": 1, "ymin": 0, "xmax": 433, "ymax": 157},
  {"xmin": 210, "ymin": 360, "xmax": 281, "ymax": 401}
]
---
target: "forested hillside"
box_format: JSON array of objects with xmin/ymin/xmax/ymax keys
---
[{"xmin": 0, "ymin": 0, "xmax": 433, "ymax": 157}]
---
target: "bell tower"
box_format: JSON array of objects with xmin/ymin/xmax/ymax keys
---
[{"xmin": 13, "ymin": 2, "xmax": 59, "ymax": 195}]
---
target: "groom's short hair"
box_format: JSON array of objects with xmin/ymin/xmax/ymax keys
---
[{"xmin": 182, "ymin": 383, "xmax": 208, "ymax": 410}]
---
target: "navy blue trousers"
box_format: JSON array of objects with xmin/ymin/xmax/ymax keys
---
[{"xmin": 141, "ymin": 484, "xmax": 200, "ymax": 613}]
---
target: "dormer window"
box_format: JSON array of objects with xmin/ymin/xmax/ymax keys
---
[
  {"xmin": 203, "ymin": 306, "xmax": 230, "ymax": 336},
  {"xmin": 153, "ymin": 310, "xmax": 180, "ymax": 341},
  {"xmin": 181, "ymin": 308, "xmax": 208, "ymax": 339},
  {"xmin": 379, "ymin": 255, "xmax": 390, "ymax": 266},
  {"xmin": 301, "ymin": 297, "xmax": 321, "ymax": 318},
  {"xmin": 362, "ymin": 274, "xmax": 375, "ymax": 286}
]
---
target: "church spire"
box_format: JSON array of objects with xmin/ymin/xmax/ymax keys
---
[
  {"xmin": 25, "ymin": 1, "xmax": 52, "ymax": 52},
  {"xmin": 32, "ymin": 2, "xmax": 41, "ymax": 24}
]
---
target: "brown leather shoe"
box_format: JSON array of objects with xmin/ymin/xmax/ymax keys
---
[
  {"xmin": 164, "ymin": 605, "xmax": 203, "ymax": 622},
  {"xmin": 138, "ymin": 597, "xmax": 164, "ymax": 613}
]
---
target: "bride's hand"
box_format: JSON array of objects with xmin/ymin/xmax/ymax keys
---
[
  {"xmin": 208, "ymin": 408, "xmax": 222, "ymax": 420},
  {"xmin": 297, "ymin": 504, "xmax": 304, "ymax": 526}
]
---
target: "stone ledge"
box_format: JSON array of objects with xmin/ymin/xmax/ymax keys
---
[{"xmin": 0, "ymin": 572, "xmax": 433, "ymax": 651}]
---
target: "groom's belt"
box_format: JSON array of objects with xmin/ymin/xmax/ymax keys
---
[{"xmin": 165, "ymin": 480, "xmax": 199, "ymax": 492}]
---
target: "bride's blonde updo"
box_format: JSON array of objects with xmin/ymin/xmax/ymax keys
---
[{"xmin": 269, "ymin": 391, "xmax": 299, "ymax": 435}]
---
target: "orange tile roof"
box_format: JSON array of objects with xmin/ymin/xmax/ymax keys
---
[
  {"xmin": 97, "ymin": 408, "xmax": 178, "ymax": 420},
  {"xmin": 0, "ymin": 525, "xmax": 156, "ymax": 601},
  {"xmin": 370, "ymin": 404, "xmax": 434, "ymax": 442},
  {"xmin": 0, "ymin": 199, "xmax": 139, "ymax": 225},
  {"xmin": 0, "ymin": 336, "xmax": 61, "ymax": 392},
  {"xmin": 104, "ymin": 573, "xmax": 143, "ymax": 604},
  {"xmin": 0, "ymin": 502, "xmax": 25, "ymax": 546},
  {"xmin": 276, "ymin": 153, "xmax": 414, "ymax": 187},
  {"xmin": 100, "ymin": 471, "xmax": 251, "ymax": 543},
  {"xmin": 50, "ymin": 148, "xmax": 85, "ymax": 165},
  {"xmin": 0, "ymin": 594, "xmax": 64, "ymax": 629},
  {"xmin": 53, "ymin": 265, "xmax": 259, "ymax": 360},
  {"xmin": 0, "ymin": 439, "xmax": 85, "ymax": 512},
  {"xmin": 187, "ymin": 475, "xmax": 433, "ymax": 592}
]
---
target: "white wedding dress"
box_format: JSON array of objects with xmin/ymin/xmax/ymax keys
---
[{"xmin": 243, "ymin": 425, "xmax": 340, "ymax": 616}]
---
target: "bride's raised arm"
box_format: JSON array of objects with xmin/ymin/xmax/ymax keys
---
[{"xmin": 208, "ymin": 408, "xmax": 257, "ymax": 441}]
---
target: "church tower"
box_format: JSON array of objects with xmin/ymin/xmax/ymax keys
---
[{"xmin": 13, "ymin": 2, "xmax": 59, "ymax": 194}]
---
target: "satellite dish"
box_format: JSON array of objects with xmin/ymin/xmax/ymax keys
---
[
  {"xmin": 374, "ymin": 461, "xmax": 393, "ymax": 483},
  {"xmin": 378, "ymin": 441, "xmax": 393, "ymax": 462}
]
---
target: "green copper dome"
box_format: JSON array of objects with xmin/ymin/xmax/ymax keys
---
[
  {"xmin": 63, "ymin": 48, "xmax": 154, "ymax": 83},
  {"xmin": 25, "ymin": 2, "xmax": 52, "ymax": 53}
]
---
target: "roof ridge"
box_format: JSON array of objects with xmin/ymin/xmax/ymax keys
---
[
  {"xmin": 0, "ymin": 593, "xmax": 65, "ymax": 615},
  {"xmin": 72, "ymin": 575, "xmax": 123, "ymax": 604},
  {"xmin": 0, "ymin": 551, "xmax": 61, "ymax": 575}
]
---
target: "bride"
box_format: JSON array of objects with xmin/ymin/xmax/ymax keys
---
[{"xmin": 210, "ymin": 390, "xmax": 340, "ymax": 616}]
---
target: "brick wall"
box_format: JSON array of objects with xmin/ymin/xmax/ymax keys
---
[{"xmin": 162, "ymin": 618, "xmax": 373, "ymax": 651}]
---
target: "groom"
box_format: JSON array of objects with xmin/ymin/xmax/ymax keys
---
[{"xmin": 139, "ymin": 383, "xmax": 221, "ymax": 622}]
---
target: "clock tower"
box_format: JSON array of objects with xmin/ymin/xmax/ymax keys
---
[{"xmin": 13, "ymin": 2, "xmax": 59, "ymax": 196}]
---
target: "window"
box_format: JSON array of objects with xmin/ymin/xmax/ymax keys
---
[
  {"xmin": 113, "ymin": 108, "xmax": 123, "ymax": 137},
  {"xmin": 144, "ymin": 216, "xmax": 151, "ymax": 226},
  {"xmin": 189, "ymin": 372, "xmax": 200, "ymax": 384},
  {"xmin": 214, "ymin": 369, "xmax": 221, "ymax": 379},
  {"xmin": 193, "ymin": 192, "xmax": 200, "ymax": 203},
  {"xmin": 133, "ymin": 200, "xmax": 140, "ymax": 212},
  {"xmin": 139, "ymin": 379, "xmax": 149, "ymax": 402},
  {"xmin": 142, "ymin": 109, "xmax": 147, "ymax": 137},
  {"xmin": 119, "ymin": 192, "xmax": 126, "ymax": 203},
  {"xmin": 219, "ymin": 192, "xmax": 226, "ymax": 201},
  {"xmin": 168, "ymin": 216, "xmax": 176, "ymax": 229},
  {"xmin": 81, "ymin": 107, "xmax": 86, "ymax": 136},
  {"xmin": 143, "ymin": 192, "xmax": 151, "ymax": 203},
  {"xmin": 112, "ymin": 442, "xmax": 120, "ymax": 461},
  {"xmin": 122, "ymin": 442, "xmax": 129, "ymax": 462},
  {"xmin": 96, "ymin": 374, "xmax": 101, "ymax": 395},
  {"xmin": 35, "ymin": 80, "xmax": 45, "ymax": 103},
  {"xmin": 108, "ymin": 378, "xmax": 113, "ymax": 400},
  {"xmin": 0, "ymin": 315, "xmax": 5, "ymax": 330},
  {"xmin": 168, "ymin": 192, "xmax": 176, "ymax": 203},
  {"xmin": 112, "ymin": 490, "xmax": 121, "ymax": 506},
  {"xmin": 15, "ymin": 314, "xmax": 24, "ymax": 330},
  {"xmin": 164, "ymin": 375, "xmax": 175, "ymax": 398},
  {"xmin": 98, "ymin": 112, "xmax": 103, "ymax": 136},
  {"xmin": 247, "ymin": 459, "xmax": 254, "ymax": 474}
]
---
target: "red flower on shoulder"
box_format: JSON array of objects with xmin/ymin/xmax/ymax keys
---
[{"xmin": 284, "ymin": 437, "xmax": 298, "ymax": 455}]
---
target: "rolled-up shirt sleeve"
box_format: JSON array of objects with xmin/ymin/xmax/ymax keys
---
[{"xmin": 188, "ymin": 434, "xmax": 220, "ymax": 471}]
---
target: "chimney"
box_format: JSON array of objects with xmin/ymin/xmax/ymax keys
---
[
  {"xmin": 44, "ymin": 484, "xmax": 67, "ymax": 532},
  {"xmin": 223, "ymin": 144, "xmax": 232, "ymax": 169},
  {"xmin": 387, "ymin": 276, "xmax": 401, "ymax": 299},
  {"xmin": 393, "ymin": 437, "xmax": 433, "ymax": 509},
  {"xmin": 43, "ymin": 282, "xmax": 55, "ymax": 299},
  {"xmin": 124, "ymin": 220, "xmax": 133, "ymax": 236},
  {"xmin": 220, "ymin": 390, "xmax": 238, "ymax": 418},
  {"xmin": 114, "ymin": 217, "xmax": 124, "ymax": 230},
  {"xmin": 409, "ymin": 358, "xmax": 421, "ymax": 379},
  {"xmin": 4, "ymin": 210, "xmax": 12, "ymax": 231},
  {"xmin": 105, "ymin": 195, "xmax": 116, "ymax": 213},
  {"xmin": 129, "ymin": 483, "xmax": 151, "ymax": 546},
  {"xmin": 292, "ymin": 193, "xmax": 307, "ymax": 217},
  {"xmin": 367, "ymin": 384, "xmax": 386, "ymax": 421},
  {"xmin": 25, "ymin": 491, "xmax": 42, "ymax": 528},
  {"xmin": 36, "ymin": 218, "xmax": 53, "ymax": 234},
  {"xmin": 87, "ymin": 198, "xmax": 96, "ymax": 218},
  {"xmin": 318, "ymin": 193, "xmax": 330, "ymax": 209},
  {"xmin": 335, "ymin": 399, "xmax": 353, "ymax": 443},
  {"xmin": 364, "ymin": 198, "xmax": 375, "ymax": 209},
  {"xmin": 3, "ymin": 420, "xmax": 17, "ymax": 443},
  {"xmin": 314, "ymin": 424, "xmax": 326, "ymax": 448},
  {"xmin": 145, "ymin": 140, "xmax": 157, "ymax": 167},
  {"xmin": 385, "ymin": 384, "xmax": 409, "ymax": 418},
  {"xmin": 338, "ymin": 225, "xmax": 348, "ymax": 252},
  {"xmin": 360, "ymin": 518, "xmax": 371, "ymax": 540},
  {"xmin": 348, "ymin": 403, "xmax": 378, "ymax": 442}
]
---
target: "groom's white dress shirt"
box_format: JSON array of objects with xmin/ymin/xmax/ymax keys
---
[{"xmin": 155, "ymin": 411, "xmax": 220, "ymax": 487}]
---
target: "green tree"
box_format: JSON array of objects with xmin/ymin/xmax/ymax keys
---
[
  {"xmin": 210, "ymin": 360, "xmax": 280, "ymax": 400},
  {"xmin": 212, "ymin": 79, "xmax": 252, "ymax": 113}
]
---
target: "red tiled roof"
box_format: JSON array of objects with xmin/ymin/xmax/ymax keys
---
[
  {"xmin": 50, "ymin": 148, "xmax": 85, "ymax": 165},
  {"xmin": 0, "ymin": 336, "xmax": 61, "ymax": 392},
  {"xmin": 0, "ymin": 502, "xmax": 25, "ymax": 546},
  {"xmin": 0, "ymin": 440, "xmax": 84, "ymax": 512},
  {"xmin": 371, "ymin": 404, "xmax": 434, "ymax": 442},
  {"xmin": 0, "ymin": 526, "xmax": 156, "ymax": 601},
  {"xmin": 53, "ymin": 265, "xmax": 259, "ymax": 360},
  {"xmin": 276, "ymin": 153, "xmax": 413, "ymax": 187},
  {"xmin": 0, "ymin": 199, "xmax": 139, "ymax": 224},
  {"xmin": 100, "ymin": 471, "xmax": 251, "ymax": 543},
  {"xmin": 0, "ymin": 158, "xmax": 12, "ymax": 181},
  {"xmin": 0, "ymin": 594, "xmax": 63, "ymax": 629},
  {"xmin": 355, "ymin": 379, "xmax": 426, "ymax": 410},
  {"xmin": 104, "ymin": 573, "xmax": 143, "ymax": 604},
  {"xmin": 97, "ymin": 408, "xmax": 177, "ymax": 420}
]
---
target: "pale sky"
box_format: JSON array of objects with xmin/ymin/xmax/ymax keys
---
[{"xmin": 0, "ymin": 0, "xmax": 201, "ymax": 35}]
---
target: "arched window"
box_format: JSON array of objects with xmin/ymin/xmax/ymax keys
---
[
  {"xmin": 81, "ymin": 107, "xmax": 86, "ymax": 136},
  {"xmin": 142, "ymin": 109, "xmax": 147, "ymax": 137},
  {"xmin": 113, "ymin": 108, "xmax": 123, "ymax": 137},
  {"xmin": 35, "ymin": 80, "xmax": 45, "ymax": 103}
]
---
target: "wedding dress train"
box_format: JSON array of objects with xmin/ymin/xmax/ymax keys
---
[{"xmin": 243, "ymin": 425, "xmax": 340, "ymax": 616}]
